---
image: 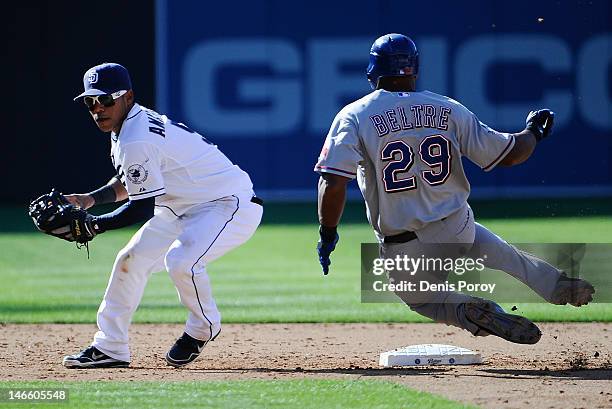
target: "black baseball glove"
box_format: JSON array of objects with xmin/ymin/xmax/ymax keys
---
[{"xmin": 28, "ymin": 189, "xmax": 97, "ymax": 244}]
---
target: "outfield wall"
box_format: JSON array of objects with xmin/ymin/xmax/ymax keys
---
[
  {"xmin": 4, "ymin": 1, "xmax": 610, "ymax": 204},
  {"xmin": 155, "ymin": 0, "xmax": 611, "ymax": 201}
]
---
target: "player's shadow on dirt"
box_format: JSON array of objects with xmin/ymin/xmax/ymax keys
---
[
  {"xmin": 179, "ymin": 367, "xmax": 612, "ymax": 380},
  {"xmin": 478, "ymin": 368, "xmax": 612, "ymax": 381}
]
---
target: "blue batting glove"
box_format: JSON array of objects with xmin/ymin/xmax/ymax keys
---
[{"xmin": 317, "ymin": 225, "xmax": 339, "ymax": 275}]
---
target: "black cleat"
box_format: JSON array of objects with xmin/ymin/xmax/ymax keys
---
[
  {"xmin": 63, "ymin": 346, "xmax": 129, "ymax": 369},
  {"xmin": 165, "ymin": 333, "xmax": 206, "ymax": 368},
  {"xmin": 464, "ymin": 300, "xmax": 542, "ymax": 344}
]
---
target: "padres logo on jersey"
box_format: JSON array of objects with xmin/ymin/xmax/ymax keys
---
[{"xmin": 127, "ymin": 164, "xmax": 148, "ymax": 185}]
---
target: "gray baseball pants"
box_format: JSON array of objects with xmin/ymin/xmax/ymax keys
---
[{"xmin": 379, "ymin": 203, "xmax": 562, "ymax": 334}]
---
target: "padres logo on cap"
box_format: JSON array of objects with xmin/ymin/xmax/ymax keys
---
[{"xmin": 87, "ymin": 71, "xmax": 98, "ymax": 84}]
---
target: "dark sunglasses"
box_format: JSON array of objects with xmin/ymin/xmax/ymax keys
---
[{"xmin": 83, "ymin": 90, "xmax": 127, "ymax": 110}]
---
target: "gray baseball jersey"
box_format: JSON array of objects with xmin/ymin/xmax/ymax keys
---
[{"xmin": 315, "ymin": 90, "xmax": 515, "ymax": 238}]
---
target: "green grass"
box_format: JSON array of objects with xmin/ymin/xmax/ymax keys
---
[
  {"xmin": 0, "ymin": 217, "xmax": 610, "ymax": 323},
  {"xmin": 0, "ymin": 380, "xmax": 472, "ymax": 409}
]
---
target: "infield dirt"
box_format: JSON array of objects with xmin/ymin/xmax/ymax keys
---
[{"xmin": 2, "ymin": 323, "xmax": 611, "ymax": 409}]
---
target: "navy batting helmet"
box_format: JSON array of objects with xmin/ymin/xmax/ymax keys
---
[{"xmin": 366, "ymin": 34, "xmax": 419, "ymax": 89}]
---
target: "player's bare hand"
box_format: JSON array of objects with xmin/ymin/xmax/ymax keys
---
[{"xmin": 64, "ymin": 194, "xmax": 95, "ymax": 210}]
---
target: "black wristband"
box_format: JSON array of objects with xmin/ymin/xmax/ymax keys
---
[
  {"xmin": 93, "ymin": 197, "xmax": 155, "ymax": 233},
  {"xmin": 319, "ymin": 225, "xmax": 338, "ymax": 242},
  {"xmin": 89, "ymin": 184, "xmax": 117, "ymax": 206}
]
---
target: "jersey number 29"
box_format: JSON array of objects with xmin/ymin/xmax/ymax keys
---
[{"xmin": 381, "ymin": 135, "xmax": 451, "ymax": 192}]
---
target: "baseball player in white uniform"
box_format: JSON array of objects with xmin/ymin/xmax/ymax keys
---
[
  {"xmin": 62, "ymin": 63, "xmax": 263, "ymax": 368},
  {"xmin": 315, "ymin": 34, "xmax": 595, "ymax": 344}
]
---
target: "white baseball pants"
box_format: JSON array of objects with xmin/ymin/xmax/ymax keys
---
[{"xmin": 91, "ymin": 190, "xmax": 263, "ymax": 362}]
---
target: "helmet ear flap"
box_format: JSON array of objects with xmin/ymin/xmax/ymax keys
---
[{"xmin": 366, "ymin": 54, "xmax": 384, "ymax": 89}]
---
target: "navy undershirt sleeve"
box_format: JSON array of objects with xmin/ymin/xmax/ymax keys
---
[{"xmin": 92, "ymin": 197, "xmax": 155, "ymax": 233}]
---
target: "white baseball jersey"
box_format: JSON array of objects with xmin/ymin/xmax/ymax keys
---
[
  {"xmin": 110, "ymin": 104, "xmax": 253, "ymax": 213},
  {"xmin": 315, "ymin": 90, "xmax": 515, "ymax": 238},
  {"xmin": 93, "ymin": 103, "xmax": 263, "ymax": 360}
]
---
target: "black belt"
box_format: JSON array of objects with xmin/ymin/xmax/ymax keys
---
[
  {"xmin": 384, "ymin": 230, "xmax": 417, "ymax": 244},
  {"xmin": 251, "ymin": 196, "xmax": 264, "ymax": 206}
]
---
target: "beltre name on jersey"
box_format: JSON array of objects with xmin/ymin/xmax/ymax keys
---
[{"xmin": 368, "ymin": 96, "xmax": 452, "ymax": 136}]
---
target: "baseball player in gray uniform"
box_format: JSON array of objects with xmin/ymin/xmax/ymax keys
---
[{"xmin": 315, "ymin": 34, "xmax": 595, "ymax": 344}]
